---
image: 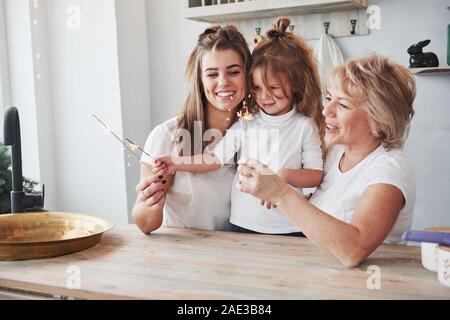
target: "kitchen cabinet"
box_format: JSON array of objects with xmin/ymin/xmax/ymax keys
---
[{"xmin": 185, "ymin": 0, "xmax": 368, "ymax": 23}]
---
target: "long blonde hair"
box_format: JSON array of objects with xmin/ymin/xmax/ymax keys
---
[
  {"xmin": 177, "ymin": 25, "xmax": 251, "ymax": 155},
  {"xmin": 250, "ymin": 17, "xmax": 326, "ymax": 156}
]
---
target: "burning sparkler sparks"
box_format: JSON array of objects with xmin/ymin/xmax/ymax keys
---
[
  {"xmin": 237, "ymin": 104, "xmax": 254, "ymax": 122},
  {"xmin": 237, "ymin": 97, "xmax": 256, "ymax": 130},
  {"xmin": 92, "ymin": 114, "xmax": 159, "ymax": 174},
  {"xmin": 237, "ymin": 97, "xmax": 256, "ymax": 159}
]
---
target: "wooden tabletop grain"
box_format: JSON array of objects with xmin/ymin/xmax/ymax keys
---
[{"xmin": 0, "ymin": 225, "xmax": 448, "ymax": 299}]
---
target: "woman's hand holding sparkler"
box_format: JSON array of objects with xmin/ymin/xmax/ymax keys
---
[
  {"xmin": 237, "ymin": 159, "xmax": 292, "ymax": 210},
  {"xmin": 133, "ymin": 164, "xmax": 174, "ymax": 234},
  {"xmin": 259, "ymin": 169, "xmax": 291, "ymax": 209},
  {"xmin": 135, "ymin": 174, "xmax": 167, "ymax": 209},
  {"xmin": 259, "ymin": 169, "xmax": 302, "ymax": 209}
]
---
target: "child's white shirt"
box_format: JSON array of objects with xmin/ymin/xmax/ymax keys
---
[{"xmin": 213, "ymin": 108, "xmax": 323, "ymax": 234}]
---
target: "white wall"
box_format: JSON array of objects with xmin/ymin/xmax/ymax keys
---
[
  {"xmin": 0, "ymin": 0, "xmax": 11, "ymax": 128},
  {"xmin": 4, "ymin": 0, "xmax": 56, "ymax": 211},
  {"xmin": 3, "ymin": 0, "xmax": 152, "ymax": 223},
  {"xmin": 146, "ymin": 0, "xmax": 208, "ymax": 127},
  {"xmin": 4, "ymin": 0, "xmax": 41, "ymax": 183},
  {"xmin": 32, "ymin": 0, "xmax": 57, "ymax": 210},
  {"xmin": 45, "ymin": 0, "xmax": 129, "ymax": 222},
  {"xmin": 145, "ymin": 0, "xmax": 450, "ymax": 230},
  {"xmin": 115, "ymin": 0, "xmax": 152, "ymax": 221}
]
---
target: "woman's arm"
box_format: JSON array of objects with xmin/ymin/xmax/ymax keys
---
[
  {"xmin": 277, "ymin": 168, "xmax": 323, "ymax": 188},
  {"xmin": 237, "ymin": 160, "xmax": 404, "ymax": 268},
  {"xmin": 132, "ymin": 163, "xmax": 174, "ymax": 234},
  {"xmin": 274, "ymin": 184, "xmax": 403, "ymax": 267}
]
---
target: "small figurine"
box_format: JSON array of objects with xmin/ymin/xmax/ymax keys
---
[
  {"xmin": 251, "ymin": 27, "xmax": 264, "ymax": 49},
  {"xmin": 407, "ymin": 40, "xmax": 439, "ymax": 68}
]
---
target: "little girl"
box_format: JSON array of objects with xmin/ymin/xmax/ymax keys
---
[{"xmin": 155, "ymin": 17, "xmax": 325, "ymax": 236}]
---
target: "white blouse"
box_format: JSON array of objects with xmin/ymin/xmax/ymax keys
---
[
  {"xmin": 140, "ymin": 117, "xmax": 235, "ymax": 231},
  {"xmin": 310, "ymin": 145, "xmax": 416, "ymax": 244}
]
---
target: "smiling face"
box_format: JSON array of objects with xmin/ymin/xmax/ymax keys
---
[
  {"xmin": 323, "ymin": 87, "xmax": 377, "ymax": 147},
  {"xmin": 201, "ymin": 49, "xmax": 246, "ymax": 112},
  {"xmin": 252, "ymin": 67, "xmax": 293, "ymax": 117}
]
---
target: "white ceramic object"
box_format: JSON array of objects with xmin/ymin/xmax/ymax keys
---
[
  {"xmin": 421, "ymin": 242, "xmax": 440, "ymax": 272},
  {"xmin": 421, "ymin": 227, "xmax": 450, "ymax": 272},
  {"xmin": 437, "ymin": 245, "xmax": 450, "ymax": 288}
]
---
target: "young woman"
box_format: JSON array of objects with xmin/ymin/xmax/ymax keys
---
[{"xmin": 132, "ymin": 25, "xmax": 251, "ymax": 234}]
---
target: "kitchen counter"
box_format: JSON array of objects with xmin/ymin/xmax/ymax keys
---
[{"xmin": 0, "ymin": 225, "xmax": 448, "ymax": 299}]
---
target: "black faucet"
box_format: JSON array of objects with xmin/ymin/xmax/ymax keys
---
[{"xmin": 3, "ymin": 106, "xmax": 45, "ymax": 213}]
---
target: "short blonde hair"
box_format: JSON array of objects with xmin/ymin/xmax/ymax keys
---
[{"xmin": 329, "ymin": 54, "xmax": 416, "ymax": 150}]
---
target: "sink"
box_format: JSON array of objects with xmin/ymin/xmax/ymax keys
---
[{"xmin": 0, "ymin": 211, "xmax": 114, "ymax": 261}]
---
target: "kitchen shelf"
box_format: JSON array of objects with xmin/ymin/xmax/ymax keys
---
[
  {"xmin": 185, "ymin": 0, "xmax": 368, "ymax": 23},
  {"xmin": 409, "ymin": 67, "xmax": 450, "ymax": 75}
]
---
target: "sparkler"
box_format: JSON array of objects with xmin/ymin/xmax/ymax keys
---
[
  {"xmin": 92, "ymin": 114, "xmax": 158, "ymax": 173},
  {"xmin": 124, "ymin": 138, "xmax": 155, "ymax": 160},
  {"xmin": 236, "ymin": 97, "xmax": 255, "ymax": 159},
  {"xmin": 225, "ymin": 95, "xmax": 234, "ymax": 121}
]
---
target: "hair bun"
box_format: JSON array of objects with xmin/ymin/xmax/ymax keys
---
[
  {"xmin": 199, "ymin": 26, "xmax": 221, "ymax": 41},
  {"xmin": 267, "ymin": 17, "xmax": 291, "ymax": 39}
]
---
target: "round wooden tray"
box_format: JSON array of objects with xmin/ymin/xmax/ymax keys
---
[{"xmin": 0, "ymin": 211, "xmax": 114, "ymax": 261}]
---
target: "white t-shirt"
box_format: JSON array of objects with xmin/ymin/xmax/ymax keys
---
[
  {"xmin": 214, "ymin": 108, "xmax": 323, "ymax": 234},
  {"xmin": 140, "ymin": 117, "xmax": 235, "ymax": 231},
  {"xmin": 310, "ymin": 144, "xmax": 416, "ymax": 244}
]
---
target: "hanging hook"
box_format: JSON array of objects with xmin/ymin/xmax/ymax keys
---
[
  {"xmin": 324, "ymin": 22, "xmax": 330, "ymax": 35},
  {"xmin": 289, "ymin": 25, "xmax": 295, "ymax": 33},
  {"xmin": 255, "ymin": 27, "xmax": 261, "ymax": 35},
  {"xmin": 350, "ymin": 19, "xmax": 357, "ymax": 35}
]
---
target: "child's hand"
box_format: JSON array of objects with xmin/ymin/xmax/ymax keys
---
[{"xmin": 154, "ymin": 156, "xmax": 178, "ymax": 176}]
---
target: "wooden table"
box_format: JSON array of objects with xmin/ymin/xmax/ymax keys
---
[{"xmin": 0, "ymin": 225, "xmax": 448, "ymax": 299}]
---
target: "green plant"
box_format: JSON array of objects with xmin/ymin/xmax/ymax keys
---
[{"xmin": 0, "ymin": 143, "xmax": 39, "ymax": 214}]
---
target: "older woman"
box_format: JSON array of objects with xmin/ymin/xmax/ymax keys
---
[
  {"xmin": 132, "ymin": 25, "xmax": 251, "ymax": 234},
  {"xmin": 237, "ymin": 54, "xmax": 416, "ymax": 267}
]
